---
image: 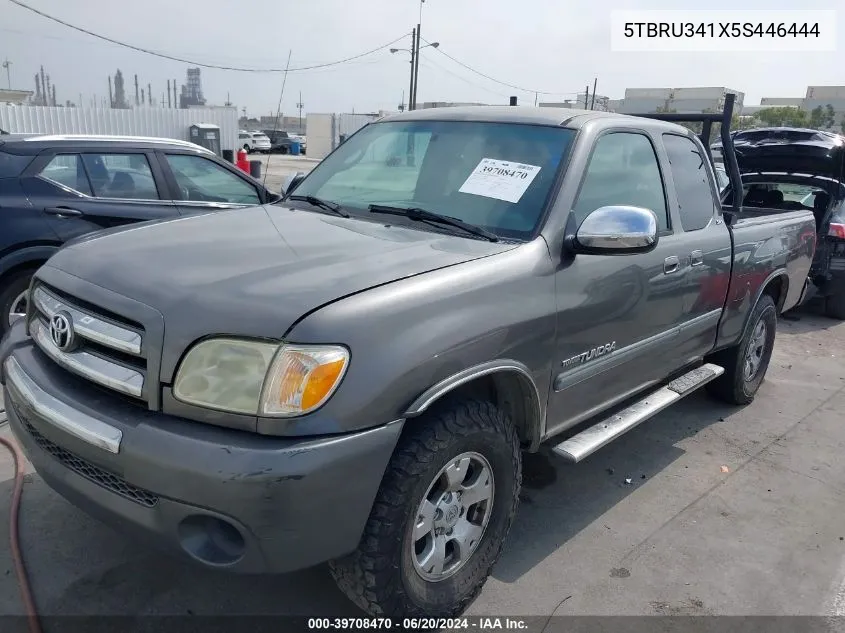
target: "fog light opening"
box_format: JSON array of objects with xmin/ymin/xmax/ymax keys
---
[{"xmin": 177, "ymin": 515, "xmax": 246, "ymax": 566}]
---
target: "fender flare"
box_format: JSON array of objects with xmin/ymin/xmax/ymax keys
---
[
  {"xmin": 0, "ymin": 245, "xmax": 59, "ymax": 279},
  {"xmin": 403, "ymin": 359, "xmax": 545, "ymax": 451},
  {"xmin": 739, "ymin": 269, "xmax": 789, "ymax": 341}
]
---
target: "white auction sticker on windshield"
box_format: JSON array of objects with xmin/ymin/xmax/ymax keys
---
[{"xmin": 458, "ymin": 158, "xmax": 542, "ymax": 204}]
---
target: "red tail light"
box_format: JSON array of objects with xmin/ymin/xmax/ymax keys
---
[{"xmin": 830, "ymin": 223, "xmax": 845, "ymax": 239}]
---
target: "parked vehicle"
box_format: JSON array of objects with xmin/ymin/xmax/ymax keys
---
[
  {"xmin": 0, "ymin": 98, "xmax": 816, "ymax": 618},
  {"xmin": 0, "ymin": 134, "xmax": 282, "ymax": 336},
  {"xmin": 726, "ymin": 127, "xmax": 845, "ymax": 318},
  {"xmin": 261, "ymin": 129, "xmax": 294, "ymax": 154},
  {"xmin": 238, "ymin": 130, "xmax": 271, "ymax": 153}
]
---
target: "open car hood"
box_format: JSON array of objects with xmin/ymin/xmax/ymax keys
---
[{"xmin": 731, "ymin": 128, "xmax": 845, "ymax": 181}]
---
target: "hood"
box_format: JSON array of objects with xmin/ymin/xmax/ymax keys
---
[
  {"xmin": 733, "ymin": 128, "xmax": 845, "ymax": 181},
  {"xmin": 44, "ymin": 205, "xmax": 516, "ymax": 380}
]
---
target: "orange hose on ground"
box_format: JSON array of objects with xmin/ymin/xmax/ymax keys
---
[{"xmin": 0, "ymin": 424, "xmax": 42, "ymax": 633}]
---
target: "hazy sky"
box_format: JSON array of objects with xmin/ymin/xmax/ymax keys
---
[{"xmin": 1, "ymin": 0, "xmax": 841, "ymax": 116}]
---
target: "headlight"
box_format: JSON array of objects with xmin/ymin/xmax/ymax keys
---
[{"xmin": 173, "ymin": 338, "xmax": 349, "ymax": 417}]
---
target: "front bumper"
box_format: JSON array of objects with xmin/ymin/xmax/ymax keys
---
[{"xmin": 0, "ymin": 320, "xmax": 403, "ymax": 573}]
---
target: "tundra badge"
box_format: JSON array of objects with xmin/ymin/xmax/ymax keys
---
[{"xmin": 561, "ymin": 342, "xmax": 616, "ymax": 369}]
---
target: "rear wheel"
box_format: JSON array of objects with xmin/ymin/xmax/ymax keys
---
[
  {"xmin": 0, "ymin": 269, "xmax": 36, "ymax": 339},
  {"xmin": 330, "ymin": 399, "xmax": 521, "ymax": 618},
  {"xmin": 706, "ymin": 294, "xmax": 777, "ymax": 405},
  {"xmin": 825, "ymin": 291, "xmax": 845, "ymax": 320}
]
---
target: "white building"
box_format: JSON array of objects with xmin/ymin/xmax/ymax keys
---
[{"xmin": 612, "ymin": 87, "xmax": 745, "ymax": 115}]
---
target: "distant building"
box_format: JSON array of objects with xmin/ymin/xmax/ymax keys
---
[
  {"xmin": 540, "ymin": 94, "xmax": 610, "ymax": 111},
  {"xmin": 0, "ymin": 89, "xmax": 34, "ymax": 105},
  {"xmin": 417, "ymin": 101, "xmax": 487, "ymax": 109},
  {"xmin": 747, "ymin": 86, "xmax": 845, "ymax": 130},
  {"xmin": 180, "ymin": 68, "xmax": 206, "ymax": 109},
  {"xmin": 612, "ymin": 87, "xmax": 745, "ymax": 115}
]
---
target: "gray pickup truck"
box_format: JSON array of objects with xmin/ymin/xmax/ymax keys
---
[{"xmin": 0, "ymin": 96, "xmax": 816, "ymax": 618}]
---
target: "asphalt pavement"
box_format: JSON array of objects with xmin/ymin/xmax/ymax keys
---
[{"xmin": 1, "ymin": 303, "xmax": 845, "ymax": 626}]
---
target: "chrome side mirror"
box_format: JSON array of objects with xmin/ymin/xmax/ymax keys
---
[
  {"xmin": 281, "ymin": 171, "xmax": 306, "ymax": 197},
  {"xmin": 568, "ymin": 206, "xmax": 658, "ymax": 255}
]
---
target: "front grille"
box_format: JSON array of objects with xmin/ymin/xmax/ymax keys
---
[
  {"xmin": 23, "ymin": 418, "xmax": 159, "ymax": 508},
  {"xmin": 29, "ymin": 284, "xmax": 148, "ymax": 404}
]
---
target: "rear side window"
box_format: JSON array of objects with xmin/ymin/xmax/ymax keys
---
[
  {"xmin": 0, "ymin": 150, "xmax": 34, "ymax": 178},
  {"xmin": 662, "ymin": 134, "xmax": 717, "ymax": 232},
  {"xmin": 81, "ymin": 153, "xmax": 160, "ymax": 200},
  {"xmin": 40, "ymin": 154, "xmax": 93, "ymax": 195},
  {"xmin": 573, "ymin": 132, "xmax": 669, "ymax": 231}
]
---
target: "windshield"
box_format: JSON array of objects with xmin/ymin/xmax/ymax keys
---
[{"xmin": 288, "ymin": 120, "xmax": 575, "ymax": 240}]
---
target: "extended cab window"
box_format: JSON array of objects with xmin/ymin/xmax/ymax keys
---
[
  {"xmin": 573, "ymin": 132, "xmax": 669, "ymax": 230},
  {"xmin": 290, "ymin": 120, "xmax": 575, "ymax": 240},
  {"xmin": 662, "ymin": 134, "xmax": 717, "ymax": 232},
  {"xmin": 81, "ymin": 153, "xmax": 160, "ymax": 200},
  {"xmin": 40, "ymin": 154, "xmax": 93, "ymax": 195},
  {"xmin": 165, "ymin": 154, "xmax": 261, "ymax": 205}
]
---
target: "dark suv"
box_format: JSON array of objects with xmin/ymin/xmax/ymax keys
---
[
  {"xmin": 0, "ymin": 134, "xmax": 281, "ymax": 336},
  {"xmin": 261, "ymin": 129, "xmax": 294, "ymax": 154}
]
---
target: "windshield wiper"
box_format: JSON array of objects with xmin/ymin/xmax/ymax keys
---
[
  {"xmin": 288, "ymin": 195, "xmax": 350, "ymax": 218},
  {"xmin": 368, "ymin": 204, "xmax": 499, "ymax": 242}
]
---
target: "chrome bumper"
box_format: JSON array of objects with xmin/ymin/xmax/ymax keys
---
[{"xmin": 3, "ymin": 355, "xmax": 122, "ymax": 454}]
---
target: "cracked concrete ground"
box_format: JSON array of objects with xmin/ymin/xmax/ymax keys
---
[{"xmin": 1, "ymin": 302, "xmax": 844, "ymax": 628}]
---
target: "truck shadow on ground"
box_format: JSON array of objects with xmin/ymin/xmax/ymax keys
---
[{"xmin": 0, "ymin": 306, "xmax": 837, "ymax": 618}]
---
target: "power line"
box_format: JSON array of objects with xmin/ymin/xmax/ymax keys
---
[
  {"xmin": 421, "ymin": 37, "xmax": 580, "ymax": 97},
  {"xmin": 418, "ymin": 53, "xmax": 510, "ymax": 99},
  {"xmin": 6, "ymin": 0, "xmax": 407, "ymax": 73}
]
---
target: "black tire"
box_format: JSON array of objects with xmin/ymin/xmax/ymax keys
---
[
  {"xmin": 706, "ymin": 294, "xmax": 777, "ymax": 405},
  {"xmin": 825, "ymin": 291, "xmax": 845, "ymax": 320},
  {"xmin": 0, "ymin": 268, "xmax": 36, "ymax": 339},
  {"xmin": 329, "ymin": 399, "xmax": 522, "ymax": 618}
]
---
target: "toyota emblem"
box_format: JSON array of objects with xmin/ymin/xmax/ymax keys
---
[{"xmin": 49, "ymin": 312, "xmax": 75, "ymax": 351}]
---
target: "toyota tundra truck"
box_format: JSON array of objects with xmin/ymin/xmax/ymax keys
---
[{"xmin": 0, "ymin": 95, "xmax": 816, "ymax": 618}]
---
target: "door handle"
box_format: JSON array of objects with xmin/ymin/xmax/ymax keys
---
[
  {"xmin": 690, "ymin": 250, "xmax": 704, "ymax": 266},
  {"xmin": 663, "ymin": 255, "xmax": 680, "ymax": 274},
  {"xmin": 44, "ymin": 206, "xmax": 83, "ymax": 218}
]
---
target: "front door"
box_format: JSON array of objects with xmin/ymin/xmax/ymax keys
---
[
  {"xmin": 158, "ymin": 152, "xmax": 263, "ymax": 216},
  {"xmin": 545, "ymin": 130, "xmax": 695, "ymax": 435},
  {"xmin": 20, "ymin": 150, "xmax": 177, "ymax": 242}
]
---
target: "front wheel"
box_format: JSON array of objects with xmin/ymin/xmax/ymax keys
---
[
  {"xmin": 706, "ymin": 294, "xmax": 777, "ymax": 405},
  {"xmin": 330, "ymin": 399, "xmax": 521, "ymax": 618},
  {"xmin": 0, "ymin": 269, "xmax": 36, "ymax": 339}
]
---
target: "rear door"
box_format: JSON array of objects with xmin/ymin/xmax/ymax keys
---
[
  {"xmin": 156, "ymin": 151, "xmax": 264, "ymax": 215},
  {"xmin": 20, "ymin": 149, "xmax": 178, "ymax": 241}
]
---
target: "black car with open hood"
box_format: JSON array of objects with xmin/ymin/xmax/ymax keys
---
[{"xmin": 724, "ymin": 127, "xmax": 845, "ymax": 318}]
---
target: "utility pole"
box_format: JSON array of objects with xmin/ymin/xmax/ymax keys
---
[
  {"xmin": 148, "ymin": 83, "xmax": 152, "ymax": 106},
  {"xmin": 167, "ymin": 80, "xmax": 171, "ymax": 108},
  {"xmin": 173, "ymin": 79, "xmax": 178, "ymax": 109},
  {"xmin": 412, "ymin": 3, "xmax": 424, "ymax": 110},
  {"xmin": 584, "ymin": 85, "xmax": 589, "ymax": 109},
  {"xmin": 134, "ymin": 74, "xmax": 140, "ymax": 107},
  {"xmin": 297, "ymin": 91, "xmax": 304, "ymax": 133},
  {"xmin": 141, "ymin": 88, "xmax": 145, "ymax": 105},
  {"xmin": 1, "ymin": 59, "xmax": 11, "ymax": 90},
  {"xmin": 108, "ymin": 76, "xmax": 113, "ymax": 108},
  {"xmin": 408, "ymin": 27, "xmax": 417, "ymax": 110},
  {"xmin": 590, "ymin": 78, "xmax": 597, "ymax": 110}
]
